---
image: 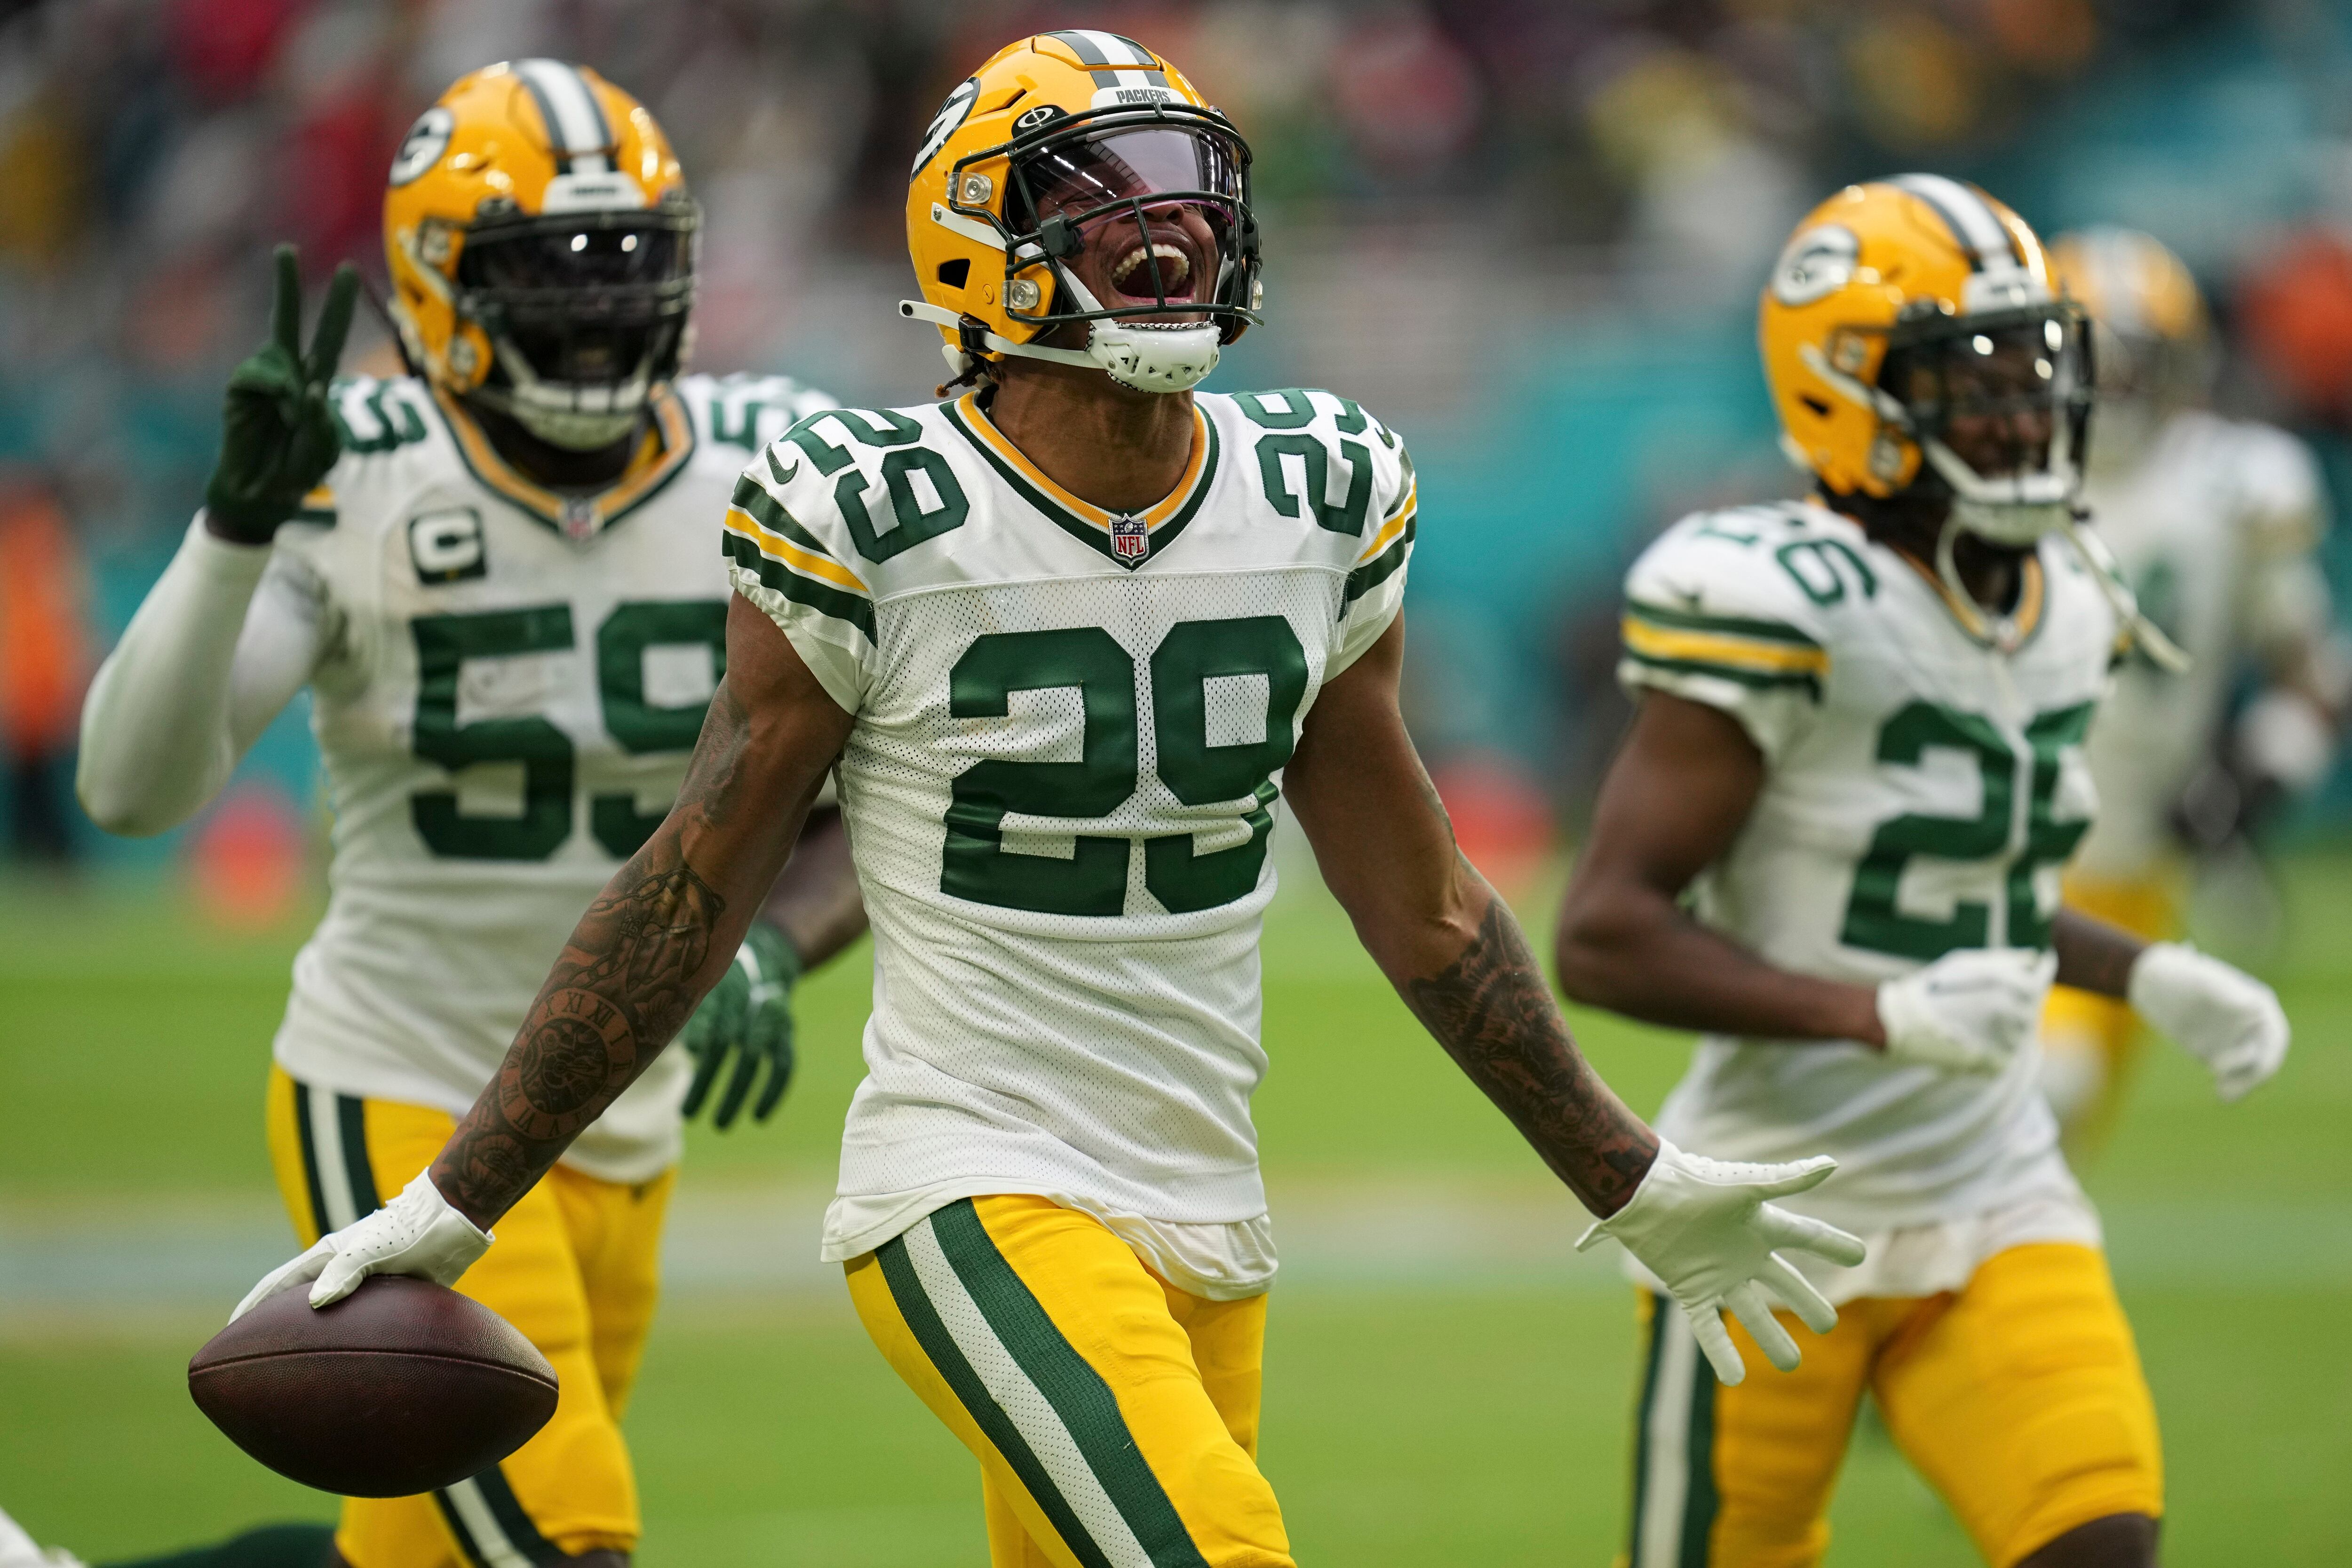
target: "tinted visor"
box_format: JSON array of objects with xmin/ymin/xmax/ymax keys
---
[
  {"xmin": 1878, "ymin": 309, "xmax": 2090, "ymax": 476},
  {"xmin": 1010, "ymin": 125, "xmax": 1248, "ymax": 317},
  {"xmin": 457, "ymin": 224, "xmax": 691, "ymax": 390},
  {"xmin": 1015, "ymin": 125, "xmax": 1245, "ymax": 227},
  {"xmin": 458, "ymin": 225, "xmax": 688, "ymax": 293}
]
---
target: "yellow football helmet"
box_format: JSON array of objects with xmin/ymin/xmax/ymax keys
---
[
  {"xmin": 900, "ymin": 31, "xmax": 1261, "ymax": 393},
  {"xmin": 383, "ymin": 60, "xmax": 696, "ymax": 449},
  {"xmin": 1761, "ymin": 174, "xmax": 2089, "ymax": 549},
  {"xmin": 2050, "ymin": 226, "xmax": 2213, "ymax": 470}
]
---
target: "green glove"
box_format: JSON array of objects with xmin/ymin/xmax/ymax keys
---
[
  {"xmin": 678, "ymin": 923, "xmax": 802, "ymax": 1129},
  {"xmin": 203, "ymin": 245, "xmax": 360, "ymax": 543}
]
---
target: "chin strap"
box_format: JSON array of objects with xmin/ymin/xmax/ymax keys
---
[
  {"xmin": 1931, "ymin": 513, "xmax": 2191, "ymax": 673},
  {"xmin": 898, "ymin": 301, "xmax": 1096, "ymax": 374},
  {"xmin": 2059, "ymin": 512, "xmax": 2192, "ymax": 674}
]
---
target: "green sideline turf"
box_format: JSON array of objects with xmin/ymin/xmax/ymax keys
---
[{"xmin": 3, "ymin": 860, "xmax": 2348, "ymax": 1563}]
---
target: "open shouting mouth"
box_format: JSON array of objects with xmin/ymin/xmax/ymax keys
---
[{"xmin": 1109, "ymin": 240, "xmax": 1195, "ymax": 302}]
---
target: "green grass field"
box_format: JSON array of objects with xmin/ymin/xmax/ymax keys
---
[{"xmin": 4, "ymin": 854, "xmax": 2349, "ymax": 1565}]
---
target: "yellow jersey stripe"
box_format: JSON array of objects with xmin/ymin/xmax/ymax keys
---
[
  {"xmin": 723, "ymin": 508, "xmax": 872, "ymax": 594},
  {"xmin": 1355, "ymin": 497, "xmax": 1417, "ymax": 564},
  {"xmin": 1621, "ymin": 617, "xmax": 1830, "ymax": 676}
]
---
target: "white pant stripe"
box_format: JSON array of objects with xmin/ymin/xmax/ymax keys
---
[
  {"xmin": 443, "ymin": 1479, "xmax": 534, "ymax": 1568},
  {"xmin": 1636, "ymin": 1307, "xmax": 1700, "ymax": 1568},
  {"xmin": 305, "ymin": 1090, "xmax": 358, "ymax": 1234},
  {"xmin": 902, "ymin": 1215, "xmax": 1155, "ymax": 1568}
]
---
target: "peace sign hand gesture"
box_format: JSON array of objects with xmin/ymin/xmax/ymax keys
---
[{"xmin": 203, "ymin": 245, "xmax": 360, "ymax": 544}]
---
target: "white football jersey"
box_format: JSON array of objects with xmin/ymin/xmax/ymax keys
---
[
  {"xmin": 267, "ymin": 371, "xmax": 836, "ymax": 1183},
  {"xmin": 2074, "ymin": 410, "xmax": 2329, "ymax": 878},
  {"xmin": 1617, "ymin": 500, "xmax": 2118, "ymax": 1236},
  {"xmin": 723, "ymin": 388, "xmax": 1415, "ymax": 1280}
]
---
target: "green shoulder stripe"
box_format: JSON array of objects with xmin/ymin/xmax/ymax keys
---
[
  {"xmin": 728, "ymin": 473, "xmax": 838, "ymax": 559},
  {"xmin": 1343, "ymin": 516, "xmax": 1414, "ymax": 605},
  {"xmin": 1624, "ymin": 648, "xmax": 1822, "ymax": 700},
  {"xmin": 1624, "ymin": 599, "xmax": 1820, "ymax": 648},
  {"xmin": 723, "ymin": 532, "xmax": 875, "ymax": 641}
]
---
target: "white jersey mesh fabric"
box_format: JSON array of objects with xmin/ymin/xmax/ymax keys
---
[
  {"xmin": 723, "ymin": 389, "xmax": 1415, "ymax": 1282},
  {"xmin": 264, "ymin": 372, "xmax": 836, "ymax": 1183},
  {"xmin": 1617, "ymin": 500, "xmax": 2115, "ymax": 1240}
]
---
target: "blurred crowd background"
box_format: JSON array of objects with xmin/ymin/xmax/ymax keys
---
[{"xmin": 6, "ymin": 0, "xmax": 2352, "ymax": 894}]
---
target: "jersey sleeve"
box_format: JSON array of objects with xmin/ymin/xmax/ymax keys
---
[
  {"xmin": 1617, "ymin": 511, "xmax": 1832, "ymax": 763},
  {"xmin": 1329, "ymin": 406, "xmax": 1417, "ymax": 678},
  {"xmin": 723, "ymin": 436, "xmax": 880, "ymax": 714}
]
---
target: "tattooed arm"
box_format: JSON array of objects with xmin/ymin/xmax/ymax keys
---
[
  {"xmin": 429, "ymin": 597, "xmax": 857, "ymax": 1227},
  {"xmin": 1283, "ymin": 615, "xmax": 1658, "ymax": 1218}
]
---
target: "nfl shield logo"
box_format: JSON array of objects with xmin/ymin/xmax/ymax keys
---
[
  {"xmin": 1111, "ymin": 514, "xmax": 1149, "ymax": 563},
  {"xmin": 560, "ymin": 496, "xmax": 599, "ymax": 541}
]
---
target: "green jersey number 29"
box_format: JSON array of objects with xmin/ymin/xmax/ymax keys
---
[{"xmin": 942, "ymin": 615, "xmax": 1309, "ymax": 917}]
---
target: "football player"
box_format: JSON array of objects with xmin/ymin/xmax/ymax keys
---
[
  {"xmin": 77, "ymin": 62, "xmax": 863, "ymax": 1568},
  {"xmin": 2039, "ymin": 226, "xmax": 2342, "ymax": 1149},
  {"xmin": 1554, "ymin": 177, "xmax": 2292, "ymax": 1568},
  {"xmin": 229, "ymin": 33, "xmax": 1867, "ymax": 1568}
]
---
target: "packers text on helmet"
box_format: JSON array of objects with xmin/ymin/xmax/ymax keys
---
[{"xmin": 900, "ymin": 31, "xmax": 1261, "ymax": 394}]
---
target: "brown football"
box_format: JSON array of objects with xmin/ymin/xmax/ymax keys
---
[{"xmin": 189, "ymin": 1275, "xmax": 558, "ymax": 1497}]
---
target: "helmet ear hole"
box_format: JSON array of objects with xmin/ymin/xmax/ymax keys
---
[{"xmin": 936, "ymin": 259, "xmax": 970, "ymax": 288}]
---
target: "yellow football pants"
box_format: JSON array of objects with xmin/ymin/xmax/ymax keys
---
[
  {"xmin": 2042, "ymin": 873, "xmax": 2184, "ymax": 1150},
  {"xmin": 1622, "ymin": 1243, "xmax": 2161, "ymax": 1568},
  {"xmin": 846, "ymin": 1195, "xmax": 1292, "ymax": 1568},
  {"xmin": 265, "ymin": 1067, "xmax": 674, "ymax": 1568}
]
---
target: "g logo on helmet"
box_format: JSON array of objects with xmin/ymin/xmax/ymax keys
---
[
  {"xmin": 389, "ymin": 108, "xmax": 454, "ymax": 187},
  {"xmin": 911, "ymin": 78, "xmax": 979, "ymax": 181},
  {"xmin": 1771, "ymin": 224, "xmax": 1860, "ymax": 308}
]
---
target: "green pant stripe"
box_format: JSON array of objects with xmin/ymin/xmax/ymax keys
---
[
  {"xmin": 1680, "ymin": 1336, "xmax": 1719, "ymax": 1568},
  {"xmin": 431, "ymin": 1491, "xmax": 492, "ymax": 1568},
  {"xmin": 930, "ymin": 1200, "xmax": 1213, "ymax": 1568},
  {"xmin": 289, "ymin": 1082, "xmax": 331, "ymax": 1240},
  {"xmin": 876, "ymin": 1229, "xmax": 1116, "ymax": 1568},
  {"xmin": 473, "ymin": 1465, "xmax": 563, "ymax": 1563},
  {"xmin": 334, "ymin": 1095, "xmax": 381, "ymax": 1216}
]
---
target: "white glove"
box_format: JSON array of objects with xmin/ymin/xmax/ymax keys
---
[
  {"xmin": 2129, "ymin": 941, "xmax": 2290, "ymax": 1101},
  {"xmin": 230, "ymin": 1170, "xmax": 492, "ymax": 1322},
  {"xmin": 1577, "ymin": 1141, "xmax": 1867, "ymax": 1386},
  {"xmin": 1876, "ymin": 948, "xmax": 2058, "ymax": 1075}
]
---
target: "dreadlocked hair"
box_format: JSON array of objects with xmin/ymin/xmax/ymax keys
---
[{"xmin": 935, "ymin": 352, "xmax": 1001, "ymax": 400}]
